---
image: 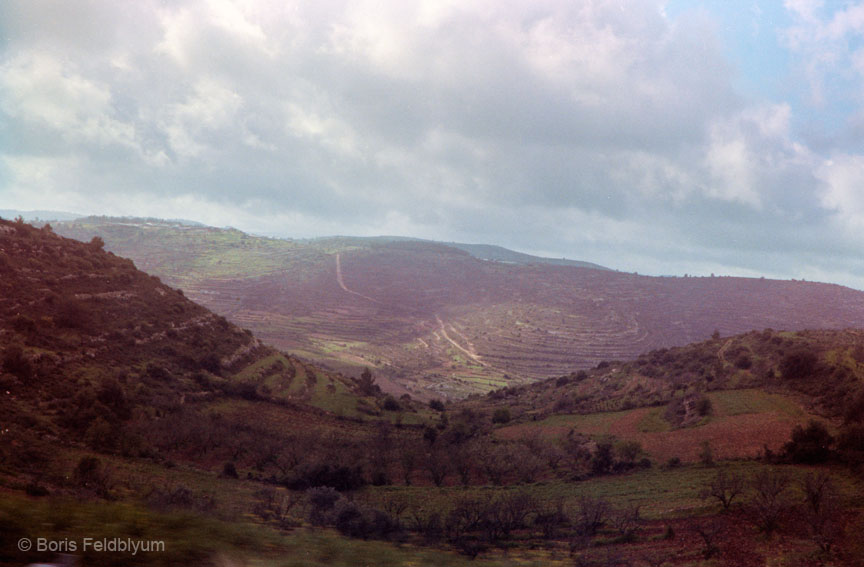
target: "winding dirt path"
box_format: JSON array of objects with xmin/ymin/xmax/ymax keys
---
[
  {"xmin": 435, "ymin": 314, "xmax": 487, "ymax": 366},
  {"xmin": 335, "ymin": 253, "xmax": 379, "ymax": 303},
  {"xmin": 717, "ymin": 337, "xmax": 733, "ymax": 365}
]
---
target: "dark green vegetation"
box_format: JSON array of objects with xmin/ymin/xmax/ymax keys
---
[
  {"xmin": 54, "ymin": 217, "xmax": 864, "ymax": 400},
  {"xmin": 5, "ymin": 216, "xmax": 864, "ymax": 565}
]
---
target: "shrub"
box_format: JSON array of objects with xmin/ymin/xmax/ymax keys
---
[
  {"xmin": 54, "ymin": 299, "xmax": 90, "ymax": 330},
  {"xmin": 837, "ymin": 423, "xmax": 864, "ymax": 466},
  {"xmin": 492, "ymin": 408, "xmax": 511, "ymax": 424},
  {"xmin": 221, "ymin": 462, "xmax": 239, "ymax": 479},
  {"xmin": 429, "ymin": 399, "xmax": 445, "ymax": 411},
  {"xmin": 695, "ymin": 396, "xmax": 713, "ymax": 417},
  {"xmin": 780, "ymin": 349, "xmax": 818, "ymax": 380},
  {"xmin": 25, "ymin": 483, "xmax": 49, "ymax": 497},
  {"xmin": 382, "ymin": 395, "xmax": 401, "ymax": 411},
  {"xmin": 1, "ymin": 345, "xmax": 32, "ymax": 380},
  {"xmin": 698, "ymin": 441, "xmax": 714, "ymax": 466},
  {"xmin": 286, "ymin": 463, "xmax": 366, "ymax": 491},
  {"xmin": 591, "ymin": 441, "xmax": 614, "ymax": 475},
  {"xmin": 782, "ymin": 420, "xmax": 833, "ymax": 464},
  {"xmin": 306, "ymin": 486, "xmax": 342, "ymax": 526}
]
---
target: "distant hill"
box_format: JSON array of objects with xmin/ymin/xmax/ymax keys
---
[
  {"xmin": 0, "ymin": 209, "xmax": 84, "ymax": 221},
  {"xmin": 53, "ymin": 216, "xmax": 864, "ymax": 399},
  {"xmin": 445, "ymin": 242, "xmax": 608, "ymax": 269},
  {"xmin": 467, "ymin": 327, "xmax": 864, "ymax": 463}
]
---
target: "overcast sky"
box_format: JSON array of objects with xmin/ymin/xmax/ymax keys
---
[{"xmin": 2, "ymin": 1, "xmax": 864, "ymax": 288}]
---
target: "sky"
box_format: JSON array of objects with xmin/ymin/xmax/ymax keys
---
[{"xmin": 3, "ymin": 1, "xmax": 864, "ymax": 289}]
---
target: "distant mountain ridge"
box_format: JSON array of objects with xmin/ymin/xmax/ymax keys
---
[
  {"xmin": 0, "ymin": 209, "xmax": 85, "ymax": 221},
  {"xmin": 52, "ymin": 216, "xmax": 864, "ymax": 399},
  {"xmin": 445, "ymin": 242, "xmax": 608, "ymax": 269}
]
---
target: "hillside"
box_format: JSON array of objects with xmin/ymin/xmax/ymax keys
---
[
  {"xmin": 469, "ymin": 327, "xmax": 864, "ymax": 463},
  {"xmin": 4, "ymin": 217, "xmax": 864, "ymax": 566},
  {"xmin": 0, "ymin": 218, "xmax": 421, "ymax": 490},
  {"xmin": 54, "ymin": 217, "xmax": 864, "ymax": 399}
]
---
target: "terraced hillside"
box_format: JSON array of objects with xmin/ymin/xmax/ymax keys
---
[
  {"xmin": 0, "ymin": 218, "xmax": 405, "ymax": 478},
  {"xmin": 55, "ymin": 217, "xmax": 864, "ymax": 398}
]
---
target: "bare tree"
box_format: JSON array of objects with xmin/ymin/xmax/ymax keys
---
[
  {"xmin": 477, "ymin": 442, "xmax": 515, "ymax": 485},
  {"xmin": 397, "ymin": 438, "xmax": 419, "ymax": 486},
  {"xmin": 571, "ymin": 493, "xmax": 610, "ymax": 536},
  {"xmin": 749, "ymin": 469, "xmax": 789, "ymax": 536},
  {"xmin": 423, "ymin": 445, "xmax": 450, "ymax": 487},
  {"xmin": 450, "ymin": 444, "xmax": 475, "ymax": 486},
  {"xmin": 609, "ymin": 502, "xmax": 641, "ymax": 541},
  {"xmin": 801, "ymin": 471, "xmax": 845, "ymax": 553},
  {"xmin": 694, "ymin": 518, "xmax": 724, "ymax": 559},
  {"xmin": 700, "ymin": 469, "xmax": 745, "ymax": 510}
]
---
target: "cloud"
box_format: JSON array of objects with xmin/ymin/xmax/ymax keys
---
[{"xmin": 1, "ymin": 0, "xmax": 864, "ymax": 289}]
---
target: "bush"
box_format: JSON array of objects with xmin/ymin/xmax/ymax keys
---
[
  {"xmin": 24, "ymin": 483, "xmax": 49, "ymax": 497},
  {"xmin": 286, "ymin": 463, "xmax": 366, "ymax": 491},
  {"xmin": 1, "ymin": 345, "xmax": 32, "ymax": 380},
  {"xmin": 54, "ymin": 299, "xmax": 90, "ymax": 330},
  {"xmin": 780, "ymin": 349, "xmax": 818, "ymax": 380},
  {"xmin": 221, "ymin": 462, "xmax": 239, "ymax": 479},
  {"xmin": 429, "ymin": 399, "xmax": 445, "ymax": 411},
  {"xmin": 382, "ymin": 396, "xmax": 401, "ymax": 411},
  {"xmin": 695, "ymin": 396, "xmax": 713, "ymax": 417},
  {"xmin": 782, "ymin": 420, "xmax": 833, "ymax": 464},
  {"xmin": 492, "ymin": 408, "xmax": 511, "ymax": 424},
  {"xmin": 837, "ymin": 423, "xmax": 864, "ymax": 466},
  {"xmin": 306, "ymin": 486, "xmax": 342, "ymax": 526}
]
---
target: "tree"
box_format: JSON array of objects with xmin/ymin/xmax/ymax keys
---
[
  {"xmin": 694, "ymin": 519, "xmax": 723, "ymax": 558},
  {"xmin": 700, "ymin": 470, "xmax": 744, "ymax": 510},
  {"xmin": 801, "ymin": 471, "xmax": 845, "ymax": 553},
  {"xmin": 398, "ymin": 439, "xmax": 419, "ymax": 486},
  {"xmin": 749, "ymin": 469, "xmax": 790, "ymax": 536},
  {"xmin": 591, "ymin": 441, "xmax": 614, "ymax": 475},
  {"xmin": 450, "ymin": 444, "xmax": 475, "ymax": 486},
  {"xmin": 356, "ymin": 368, "xmax": 380, "ymax": 396},
  {"xmin": 423, "ymin": 446, "xmax": 450, "ymax": 487},
  {"xmin": 609, "ymin": 503, "xmax": 641, "ymax": 541},
  {"xmin": 571, "ymin": 494, "xmax": 609, "ymax": 536},
  {"xmin": 698, "ymin": 441, "xmax": 714, "ymax": 466}
]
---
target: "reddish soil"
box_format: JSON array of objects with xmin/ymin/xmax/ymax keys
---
[{"xmin": 499, "ymin": 407, "xmax": 805, "ymax": 462}]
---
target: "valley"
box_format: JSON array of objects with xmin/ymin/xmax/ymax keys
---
[
  {"xmin": 4, "ymin": 217, "xmax": 864, "ymax": 565},
  {"xmin": 54, "ymin": 217, "xmax": 864, "ymax": 399}
]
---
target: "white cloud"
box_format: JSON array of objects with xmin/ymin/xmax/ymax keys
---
[
  {"xmin": 159, "ymin": 78, "xmax": 244, "ymax": 159},
  {"xmin": 0, "ymin": 52, "xmax": 136, "ymax": 148},
  {"xmin": 702, "ymin": 104, "xmax": 816, "ymax": 208},
  {"xmin": 818, "ymin": 153, "xmax": 864, "ymax": 231},
  {"xmin": 3, "ymin": 0, "xmax": 864, "ymax": 289}
]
